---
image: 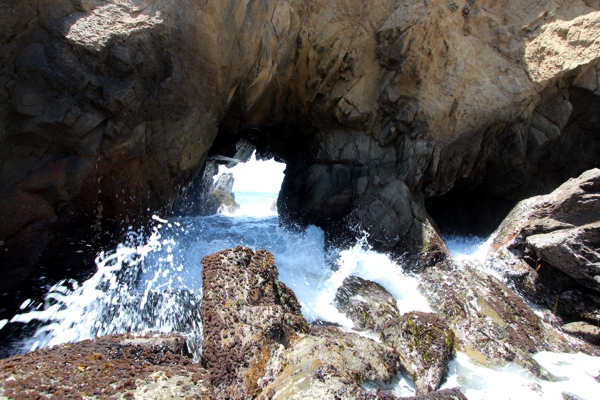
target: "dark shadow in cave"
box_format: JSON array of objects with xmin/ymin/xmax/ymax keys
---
[{"xmin": 425, "ymin": 185, "xmax": 517, "ymax": 237}]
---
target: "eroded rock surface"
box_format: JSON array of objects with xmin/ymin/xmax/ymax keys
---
[
  {"xmin": 260, "ymin": 326, "xmax": 402, "ymax": 399},
  {"xmin": 2, "ymin": 0, "xmax": 600, "ymax": 301},
  {"xmin": 526, "ymin": 222, "xmax": 600, "ymax": 292},
  {"xmin": 381, "ymin": 312, "xmax": 455, "ymax": 395},
  {"xmin": 420, "ymin": 260, "xmax": 581, "ymax": 375},
  {"xmin": 486, "ymin": 169, "xmax": 600, "ymax": 342},
  {"xmin": 200, "ymin": 246, "xmax": 309, "ymax": 398},
  {"xmin": 334, "ymin": 276, "xmax": 400, "ymax": 332},
  {"xmin": 0, "ymin": 333, "xmax": 210, "ymax": 399}
]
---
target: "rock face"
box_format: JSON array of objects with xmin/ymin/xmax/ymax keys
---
[
  {"xmin": 215, "ymin": 172, "xmax": 235, "ymax": 193},
  {"xmin": 333, "ymin": 276, "xmax": 455, "ymax": 395},
  {"xmin": 334, "ymin": 276, "xmax": 400, "ymax": 332},
  {"xmin": 1, "ymin": 0, "xmax": 600, "ymax": 297},
  {"xmin": 200, "ymin": 246, "xmax": 309, "ymax": 398},
  {"xmin": 486, "ymin": 169, "xmax": 600, "ymax": 342}
]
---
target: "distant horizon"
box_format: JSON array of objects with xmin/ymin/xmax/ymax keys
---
[{"xmin": 217, "ymin": 152, "xmax": 285, "ymax": 193}]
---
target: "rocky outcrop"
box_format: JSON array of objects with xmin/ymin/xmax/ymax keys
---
[
  {"xmin": 381, "ymin": 312, "xmax": 455, "ymax": 395},
  {"xmin": 215, "ymin": 172, "xmax": 235, "ymax": 193},
  {"xmin": 260, "ymin": 326, "xmax": 402, "ymax": 399},
  {"xmin": 420, "ymin": 260, "xmax": 582, "ymax": 376},
  {"xmin": 200, "ymin": 246, "xmax": 309, "ymax": 398},
  {"xmin": 2, "ymin": 0, "xmax": 600, "ymax": 298},
  {"xmin": 334, "ymin": 276, "xmax": 400, "ymax": 332},
  {"xmin": 486, "ymin": 169, "xmax": 600, "ymax": 342},
  {"xmin": 0, "ymin": 333, "xmax": 211, "ymax": 399},
  {"xmin": 526, "ymin": 222, "xmax": 600, "ymax": 292}
]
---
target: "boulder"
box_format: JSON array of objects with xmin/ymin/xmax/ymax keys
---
[
  {"xmin": 214, "ymin": 189, "xmax": 240, "ymax": 214},
  {"xmin": 486, "ymin": 169, "xmax": 600, "ymax": 334},
  {"xmin": 381, "ymin": 312, "xmax": 455, "ymax": 395},
  {"xmin": 333, "ymin": 276, "xmax": 400, "ymax": 332},
  {"xmin": 259, "ymin": 326, "xmax": 401, "ymax": 400},
  {"xmin": 0, "ymin": 333, "xmax": 211, "ymax": 399},
  {"xmin": 526, "ymin": 222, "xmax": 600, "ymax": 292},
  {"xmin": 200, "ymin": 246, "xmax": 309, "ymax": 398}
]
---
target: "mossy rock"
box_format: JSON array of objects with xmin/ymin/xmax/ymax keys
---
[
  {"xmin": 381, "ymin": 311, "xmax": 455, "ymax": 395},
  {"xmin": 333, "ymin": 276, "xmax": 400, "ymax": 332}
]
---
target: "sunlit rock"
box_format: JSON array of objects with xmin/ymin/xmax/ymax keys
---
[
  {"xmin": 420, "ymin": 260, "xmax": 578, "ymax": 376},
  {"xmin": 333, "ymin": 275, "xmax": 400, "ymax": 332},
  {"xmin": 381, "ymin": 311, "xmax": 455, "ymax": 395},
  {"xmin": 200, "ymin": 246, "xmax": 309, "ymax": 398},
  {"xmin": 486, "ymin": 169, "xmax": 600, "ymax": 343},
  {"xmin": 259, "ymin": 326, "xmax": 401, "ymax": 399},
  {"xmin": 0, "ymin": 333, "xmax": 210, "ymax": 399}
]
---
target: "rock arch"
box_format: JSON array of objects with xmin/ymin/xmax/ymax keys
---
[{"xmin": 1, "ymin": 0, "xmax": 600, "ymax": 297}]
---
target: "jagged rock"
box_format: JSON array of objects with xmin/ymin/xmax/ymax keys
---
[
  {"xmin": 214, "ymin": 172, "xmax": 235, "ymax": 193},
  {"xmin": 526, "ymin": 222, "xmax": 600, "ymax": 292},
  {"xmin": 2, "ymin": 0, "xmax": 600, "ymax": 313},
  {"xmin": 200, "ymin": 246, "xmax": 309, "ymax": 399},
  {"xmin": 334, "ymin": 276, "xmax": 400, "ymax": 332},
  {"xmin": 270, "ymin": 197, "xmax": 278, "ymax": 212},
  {"xmin": 562, "ymin": 322, "xmax": 600, "ymax": 345},
  {"xmin": 486, "ymin": 169, "xmax": 600, "ymax": 331},
  {"xmin": 0, "ymin": 333, "xmax": 211, "ymax": 399},
  {"xmin": 420, "ymin": 260, "xmax": 581, "ymax": 376},
  {"xmin": 381, "ymin": 312, "xmax": 455, "ymax": 395},
  {"xmin": 259, "ymin": 326, "xmax": 401, "ymax": 399},
  {"xmin": 214, "ymin": 189, "xmax": 240, "ymax": 214}
]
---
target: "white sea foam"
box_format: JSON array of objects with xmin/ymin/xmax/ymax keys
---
[{"xmin": 8, "ymin": 195, "xmax": 600, "ymax": 399}]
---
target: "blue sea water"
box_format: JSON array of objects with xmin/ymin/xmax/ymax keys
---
[{"xmin": 4, "ymin": 190, "xmax": 600, "ymax": 399}]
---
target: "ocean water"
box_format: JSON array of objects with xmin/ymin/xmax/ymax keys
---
[{"xmin": 4, "ymin": 191, "xmax": 600, "ymax": 398}]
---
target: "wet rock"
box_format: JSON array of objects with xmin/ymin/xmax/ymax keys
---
[
  {"xmin": 486, "ymin": 169, "xmax": 600, "ymax": 329},
  {"xmin": 200, "ymin": 246, "xmax": 309, "ymax": 399},
  {"xmin": 334, "ymin": 276, "xmax": 400, "ymax": 332},
  {"xmin": 214, "ymin": 172, "xmax": 235, "ymax": 193},
  {"xmin": 259, "ymin": 326, "xmax": 401, "ymax": 399},
  {"xmin": 526, "ymin": 222, "xmax": 600, "ymax": 292},
  {"xmin": 2, "ymin": 0, "xmax": 600, "ymax": 317},
  {"xmin": 214, "ymin": 189, "xmax": 240, "ymax": 214},
  {"xmin": 562, "ymin": 322, "xmax": 600, "ymax": 345},
  {"xmin": 381, "ymin": 312, "xmax": 455, "ymax": 395},
  {"xmin": 400, "ymin": 388, "xmax": 467, "ymax": 400},
  {"xmin": 0, "ymin": 333, "xmax": 211, "ymax": 399},
  {"xmin": 420, "ymin": 260, "xmax": 577, "ymax": 375}
]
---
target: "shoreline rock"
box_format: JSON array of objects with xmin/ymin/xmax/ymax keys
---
[{"xmin": 486, "ymin": 168, "xmax": 600, "ymax": 345}]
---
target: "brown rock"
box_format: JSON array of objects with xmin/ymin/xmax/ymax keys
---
[
  {"xmin": 526, "ymin": 222, "xmax": 600, "ymax": 292},
  {"xmin": 562, "ymin": 322, "xmax": 600, "ymax": 345},
  {"xmin": 381, "ymin": 312, "xmax": 455, "ymax": 395},
  {"xmin": 334, "ymin": 276, "xmax": 400, "ymax": 332},
  {"xmin": 420, "ymin": 260, "xmax": 578, "ymax": 376},
  {"xmin": 200, "ymin": 246, "xmax": 309, "ymax": 398},
  {"xmin": 486, "ymin": 169, "xmax": 600, "ymax": 334},
  {"xmin": 259, "ymin": 326, "xmax": 401, "ymax": 400},
  {"xmin": 0, "ymin": 333, "xmax": 211, "ymax": 399}
]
